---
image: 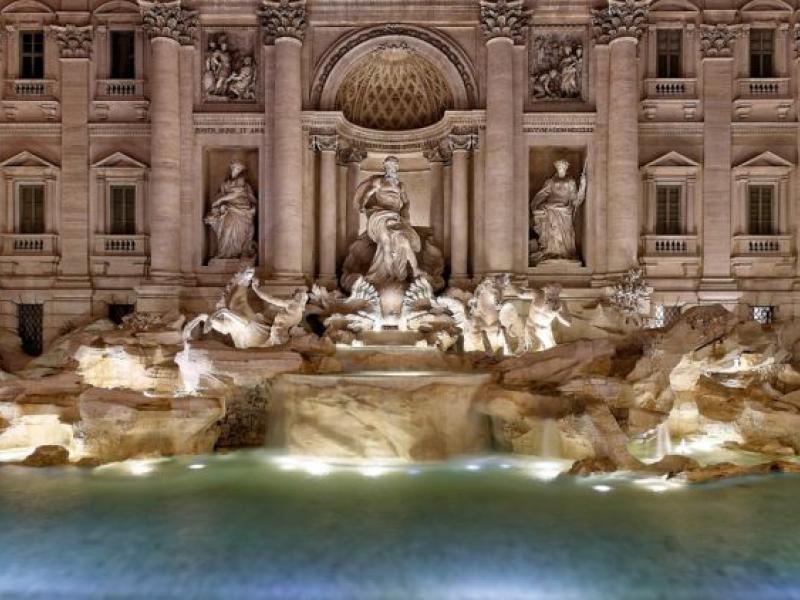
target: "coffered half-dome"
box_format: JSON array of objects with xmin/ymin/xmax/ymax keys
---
[{"xmin": 335, "ymin": 43, "xmax": 454, "ymax": 131}]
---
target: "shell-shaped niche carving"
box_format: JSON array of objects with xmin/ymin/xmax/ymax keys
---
[{"xmin": 335, "ymin": 43, "xmax": 454, "ymax": 131}]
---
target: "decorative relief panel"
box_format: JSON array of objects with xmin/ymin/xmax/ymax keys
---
[
  {"xmin": 51, "ymin": 25, "xmax": 93, "ymax": 59},
  {"xmin": 529, "ymin": 32, "xmax": 583, "ymax": 101},
  {"xmin": 202, "ymin": 31, "xmax": 258, "ymax": 102},
  {"xmin": 591, "ymin": 0, "xmax": 649, "ymax": 44}
]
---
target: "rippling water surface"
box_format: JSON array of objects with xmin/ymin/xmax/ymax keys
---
[{"xmin": 1, "ymin": 450, "xmax": 799, "ymax": 599}]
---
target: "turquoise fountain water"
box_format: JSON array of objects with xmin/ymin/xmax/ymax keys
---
[{"xmin": 1, "ymin": 450, "xmax": 799, "ymax": 599}]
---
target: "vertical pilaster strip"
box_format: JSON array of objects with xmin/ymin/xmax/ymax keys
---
[
  {"xmin": 310, "ymin": 133, "xmax": 338, "ymax": 286},
  {"xmin": 449, "ymin": 129, "xmax": 478, "ymax": 284}
]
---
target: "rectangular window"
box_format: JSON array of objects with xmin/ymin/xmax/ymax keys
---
[
  {"xmin": 748, "ymin": 185, "xmax": 774, "ymax": 235},
  {"xmin": 18, "ymin": 184, "xmax": 45, "ymax": 234},
  {"xmin": 750, "ymin": 29, "xmax": 774, "ymax": 78},
  {"xmin": 109, "ymin": 185, "xmax": 136, "ymax": 235},
  {"xmin": 751, "ymin": 305, "xmax": 775, "ymax": 325},
  {"xmin": 110, "ymin": 31, "xmax": 135, "ymax": 79},
  {"xmin": 18, "ymin": 303, "xmax": 43, "ymax": 356},
  {"xmin": 19, "ymin": 31, "xmax": 44, "ymax": 79},
  {"xmin": 656, "ymin": 186, "xmax": 681, "ymax": 235},
  {"xmin": 656, "ymin": 30, "xmax": 682, "ymax": 78}
]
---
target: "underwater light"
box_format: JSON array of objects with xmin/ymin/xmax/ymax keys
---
[
  {"xmin": 188, "ymin": 463, "xmax": 206, "ymax": 470},
  {"xmin": 128, "ymin": 460, "xmax": 156, "ymax": 476},
  {"xmin": 359, "ymin": 465, "xmax": 389, "ymax": 478},
  {"xmin": 592, "ymin": 485, "xmax": 612, "ymax": 493},
  {"xmin": 303, "ymin": 461, "xmax": 333, "ymax": 477},
  {"xmin": 465, "ymin": 464, "xmax": 482, "ymax": 471}
]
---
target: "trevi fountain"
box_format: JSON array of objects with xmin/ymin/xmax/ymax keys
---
[{"xmin": 3, "ymin": 0, "xmax": 800, "ymax": 597}]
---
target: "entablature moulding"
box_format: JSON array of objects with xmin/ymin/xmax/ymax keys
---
[
  {"xmin": 522, "ymin": 112, "xmax": 595, "ymax": 135},
  {"xmin": 300, "ymin": 110, "xmax": 485, "ymax": 153}
]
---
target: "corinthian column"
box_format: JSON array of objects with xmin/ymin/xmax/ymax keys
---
[
  {"xmin": 424, "ymin": 141, "xmax": 452, "ymax": 250},
  {"xmin": 310, "ymin": 133, "xmax": 338, "ymax": 286},
  {"xmin": 259, "ymin": 0, "xmax": 307, "ymax": 281},
  {"xmin": 480, "ymin": 0, "xmax": 527, "ymax": 274},
  {"xmin": 138, "ymin": 1, "xmax": 196, "ymax": 287},
  {"xmin": 449, "ymin": 129, "xmax": 479, "ymax": 284},
  {"xmin": 700, "ymin": 24, "xmax": 738, "ymax": 285},
  {"xmin": 592, "ymin": 0, "xmax": 648, "ymax": 274},
  {"xmin": 52, "ymin": 25, "xmax": 93, "ymax": 284}
]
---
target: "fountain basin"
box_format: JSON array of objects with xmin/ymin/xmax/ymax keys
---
[{"xmin": 270, "ymin": 371, "xmax": 492, "ymax": 461}]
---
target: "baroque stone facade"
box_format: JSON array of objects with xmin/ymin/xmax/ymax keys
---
[{"xmin": 1, "ymin": 0, "xmax": 800, "ymax": 350}]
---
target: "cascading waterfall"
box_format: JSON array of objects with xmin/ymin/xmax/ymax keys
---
[
  {"xmin": 539, "ymin": 419, "xmax": 562, "ymax": 458},
  {"xmin": 654, "ymin": 423, "xmax": 673, "ymax": 460}
]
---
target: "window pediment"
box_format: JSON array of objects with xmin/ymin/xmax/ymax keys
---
[
  {"xmin": 1, "ymin": 151, "xmax": 58, "ymax": 170},
  {"xmin": 740, "ymin": 0, "xmax": 792, "ymax": 14},
  {"xmin": 93, "ymin": 0, "xmax": 141, "ymax": 15},
  {"xmin": 92, "ymin": 152, "xmax": 147, "ymax": 171},
  {"xmin": 0, "ymin": 0, "xmax": 54, "ymax": 14},
  {"xmin": 734, "ymin": 151, "xmax": 793, "ymax": 175},
  {"xmin": 649, "ymin": 0, "xmax": 699, "ymax": 14},
  {"xmin": 642, "ymin": 151, "xmax": 701, "ymax": 174}
]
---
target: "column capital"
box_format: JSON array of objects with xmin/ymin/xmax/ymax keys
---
[
  {"xmin": 337, "ymin": 145, "xmax": 367, "ymax": 165},
  {"xmin": 51, "ymin": 25, "xmax": 93, "ymax": 59},
  {"xmin": 424, "ymin": 140, "xmax": 453, "ymax": 164},
  {"xmin": 479, "ymin": 0, "xmax": 529, "ymax": 44},
  {"xmin": 259, "ymin": 0, "xmax": 307, "ymax": 43},
  {"xmin": 138, "ymin": 0, "xmax": 198, "ymax": 45},
  {"xmin": 449, "ymin": 127, "xmax": 480, "ymax": 152},
  {"xmin": 309, "ymin": 131, "xmax": 338, "ymax": 153},
  {"xmin": 699, "ymin": 24, "xmax": 739, "ymax": 58},
  {"xmin": 591, "ymin": 0, "xmax": 649, "ymax": 45},
  {"xmin": 793, "ymin": 24, "xmax": 800, "ymax": 59}
]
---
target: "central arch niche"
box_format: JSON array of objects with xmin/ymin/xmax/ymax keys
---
[
  {"xmin": 312, "ymin": 25, "xmax": 477, "ymax": 121},
  {"xmin": 335, "ymin": 44, "xmax": 454, "ymax": 131}
]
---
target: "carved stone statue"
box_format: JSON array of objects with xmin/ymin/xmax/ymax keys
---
[
  {"xmin": 519, "ymin": 284, "xmax": 571, "ymax": 351},
  {"xmin": 204, "ymin": 159, "xmax": 257, "ymax": 260},
  {"xmin": 203, "ymin": 34, "xmax": 257, "ymax": 101},
  {"xmin": 341, "ymin": 156, "xmax": 445, "ymax": 295},
  {"xmin": 530, "ymin": 159, "xmax": 587, "ymax": 265},
  {"xmin": 530, "ymin": 35, "xmax": 584, "ymax": 100},
  {"xmin": 182, "ymin": 267, "xmax": 309, "ymax": 349}
]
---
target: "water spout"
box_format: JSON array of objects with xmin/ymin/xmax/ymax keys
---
[{"xmin": 539, "ymin": 419, "xmax": 562, "ymax": 458}]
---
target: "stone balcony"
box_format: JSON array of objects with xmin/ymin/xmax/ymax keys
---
[
  {"xmin": 4, "ymin": 79, "xmax": 57, "ymax": 100},
  {"xmin": 0, "ymin": 234, "xmax": 59, "ymax": 277},
  {"xmin": 645, "ymin": 78, "xmax": 697, "ymax": 99},
  {"xmin": 732, "ymin": 234, "xmax": 795, "ymax": 277},
  {"xmin": 640, "ymin": 235, "xmax": 700, "ymax": 278},
  {"xmin": 90, "ymin": 234, "xmax": 149, "ymax": 277},
  {"xmin": 95, "ymin": 79, "xmax": 147, "ymax": 100},
  {"xmin": 641, "ymin": 79, "xmax": 699, "ymax": 121},
  {"xmin": 736, "ymin": 78, "xmax": 791, "ymax": 98},
  {"xmin": 734, "ymin": 78, "xmax": 794, "ymax": 121}
]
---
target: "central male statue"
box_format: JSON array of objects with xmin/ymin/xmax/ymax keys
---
[{"xmin": 340, "ymin": 155, "xmax": 444, "ymax": 294}]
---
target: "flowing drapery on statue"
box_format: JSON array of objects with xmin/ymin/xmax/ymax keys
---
[
  {"xmin": 530, "ymin": 159, "xmax": 587, "ymax": 265},
  {"xmin": 341, "ymin": 156, "xmax": 444, "ymax": 293},
  {"xmin": 204, "ymin": 159, "xmax": 257, "ymax": 260}
]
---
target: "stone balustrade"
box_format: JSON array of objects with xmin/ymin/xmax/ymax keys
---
[
  {"xmin": 732, "ymin": 235, "xmax": 792, "ymax": 256},
  {"xmin": 645, "ymin": 78, "xmax": 697, "ymax": 98},
  {"xmin": 736, "ymin": 78, "xmax": 790, "ymax": 98},
  {"xmin": 0, "ymin": 234, "xmax": 58, "ymax": 255},
  {"xmin": 94, "ymin": 234, "xmax": 148, "ymax": 256},
  {"xmin": 96, "ymin": 79, "xmax": 146, "ymax": 99},
  {"xmin": 5, "ymin": 79, "xmax": 56, "ymax": 99},
  {"xmin": 643, "ymin": 235, "xmax": 698, "ymax": 256}
]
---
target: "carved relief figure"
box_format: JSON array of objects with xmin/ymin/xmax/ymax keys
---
[
  {"xmin": 203, "ymin": 34, "xmax": 257, "ymax": 101},
  {"xmin": 530, "ymin": 159, "xmax": 587, "ymax": 265},
  {"xmin": 205, "ymin": 159, "xmax": 257, "ymax": 260},
  {"xmin": 520, "ymin": 284, "xmax": 571, "ymax": 351},
  {"xmin": 530, "ymin": 34, "xmax": 584, "ymax": 100},
  {"xmin": 251, "ymin": 279, "xmax": 308, "ymax": 346}
]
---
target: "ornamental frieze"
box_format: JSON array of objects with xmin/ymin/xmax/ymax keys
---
[
  {"xmin": 258, "ymin": 0, "xmax": 307, "ymax": 43},
  {"xmin": 138, "ymin": 0, "xmax": 198, "ymax": 45},
  {"xmin": 591, "ymin": 0, "xmax": 649, "ymax": 44},
  {"xmin": 699, "ymin": 24, "xmax": 739, "ymax": 58},
  {"xmin": 479, "ymin": 0, "xmax": 529, "ymax": 44}
]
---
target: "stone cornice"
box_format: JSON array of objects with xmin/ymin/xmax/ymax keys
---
[
  {"xmin": 522, "ymin": 112, "xmax": 595, "ymax": 134},
  {"xmin": 591, "ymin": 0, "xmax": 649, "ymax": 44},
  {"xmin": 699, "ymin": 24, "xmax": 739, "ymax": 58},
  {"xmin": 51, "ymin": 25, "xmax": 93, "ymax": 59},
  {"xmin": 259, "ymin": 0, "xmax": 307, "ymax": 43},
  {"xmin": 138, "ymin": 0, "xmax": 198, "ymax": 45},
  {"xmin": 479, "ymin": 0, "xmax": 529, "ymax": 44}
]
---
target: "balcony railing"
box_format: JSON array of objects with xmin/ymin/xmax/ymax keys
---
[
  {"xmin": 732, "ymin": 235, "xmax": 792, "ymax": 256},
  {"xmin": 736, "ymin": 78, "xmax": 790, "ymax": 98},
  {"xmin": 96, "ymin": 79, "xmax": 146, "ymax": 99},
  {"xmin": 4, "ymin": 79, "xmax": 56, "ymax": 99},
  {"xmin": 94, "ymin": 234, "xmax": 148, "ymax": 255},
  {"xmin": 643, "ymin": 235, "xmax": 698, "ymax": 256},
  {"xmin": 645, "ymin": 78, "xmax": 697, "ymax": 98},
  {"xmin": 0, "ymin": 234, "xmax": 58, "ymax": 255}
]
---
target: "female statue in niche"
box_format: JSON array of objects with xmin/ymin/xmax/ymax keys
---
[
  {"xmin": 530, "ymin": 158, "xmax": 587, "ymax": 264},
  {"xmin": 354, "ymin": 155, "xmax": 422, "ymax": 285},
  {"xmin": 205, "ymin": 159, "xmax": 257, "ymax": 260}
]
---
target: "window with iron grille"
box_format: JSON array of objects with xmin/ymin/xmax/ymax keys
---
[
  {"xmin": 18, "ymin": 304, "xmax": 43, "ymax": 356},
  {"xmin": 656, "ymin": 186, "xmax": 681, "ymax": 235},
  {"xmin": 750, "ymin": 29, "xmax": 774, "ymax": 78},
  {"xmin": 108, "ymin": 303, "xmax": 135, "ymax": 325},
  {"xmin": 748, "ymin": 185, "xmax": 774, "ymax": 235},
  {"xmin": 19, "ymin": 31, "xmax": 44, "ymax": 79},
  {"xmin": 110, "ymin": 31, "xmax": 135, "ymax": 79},
  {"xmin": 18, "ymin": 184, "xmax": 45, "ymax": 234},
  {"xmin": 656, "ymin": 30, "xmax": 682, "ymax": 78},
  {"xmin": 110, "ymin": 185, "xmax": 136, "ymax": 235},
  {"xmin": 751, "ymin": 305, "xmax": 775, "ymax": 325}
]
